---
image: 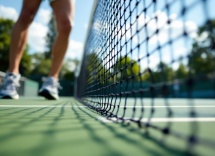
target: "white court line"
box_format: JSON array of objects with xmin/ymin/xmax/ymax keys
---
[
  {"xmin": 0, "ymin": 105, "xmax": 87, "ymax": 108},
  {"xmin": 0, "ymin": 105, "xmax": 215, "ymax": 108},
  {"xmin": 97, "ymin": 117, "xmax": 215, "ymax": 123},
  {"xmin": 119, "ymin": 106, "xmax": 215, "ymax": 108}
]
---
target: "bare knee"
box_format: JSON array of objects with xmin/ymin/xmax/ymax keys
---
[
  {"xmin": 57, "ymin": 19, "xmax": 73, "ymax": 36},
  {"xmin": 18, "ymin": 7, "xmax": 37, "ymax": 26}
]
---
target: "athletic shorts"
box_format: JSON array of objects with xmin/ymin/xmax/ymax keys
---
[{"xmin": 49, "ymin": 0, "xmax": 76, "ymax": 4}]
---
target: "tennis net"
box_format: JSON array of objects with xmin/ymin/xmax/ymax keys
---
[{"xmin": 75, "ymin": 0, "xmax": 215, "ymax": 153}]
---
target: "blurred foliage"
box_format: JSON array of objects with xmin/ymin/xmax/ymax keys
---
[
  {"xmin": 86, "ymin": 53, "xmax": 107, "ymax": 83},
  {"xmin": 44, "ymin": 12, "xmax": 57, "ymax": 59},
  {"xmin": 60, "ymin": 58, "xmax": 79, "ymax": 80},
  {"xmin": 31, "ymin": 53, "xmax": 52, "ymax": 76},
  {"xmin": 0, "ymin": 18, "xmax": 31, "ymax": 76},
  {"xmin": 141, "ymin": 20, "xmax": 215, "ymax": 83},
  {"xmin": 115, "ymin": 56, "xmax": 140, "ymax": 81},
  {"xmin": 30, "ymin": 53, "xmax": 78, "ymax": 80},
  {"xmin": 0, "ymin": 18, "xmax": 13, "ymax": 72},
  {"xmin": 1, "ymin": 16, "xmax": 214, "ymax": 83},
  {"xmin": 141, "ymin": 62, "xmax": 172, "ymax": 83},
  {"xmin": 20, "ymin": 45, "xmax": 32, "ymax": 75},
  {"xmin": 189, "ymin": 20, "xmax": 215, "ymax": 76},
  {"xmin": 175, "ymin": 63, "xmax": 188, "ymax": 80},
  {"xmin": 64, "ymin": 71, "xmax": 74, "ymax": 81}
]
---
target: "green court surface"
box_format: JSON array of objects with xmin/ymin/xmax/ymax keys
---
[{"xmin": 0, "ymin": 97, "xmax": 215, "ymax": 156}]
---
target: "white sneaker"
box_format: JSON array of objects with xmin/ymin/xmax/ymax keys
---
[
  {"xmin": 0, "ymin": 72, "xmax": 21, "ymax": 99},
  {"xmin": 39, "ymin": 77, "xmax": 62, "ymax": 100}
]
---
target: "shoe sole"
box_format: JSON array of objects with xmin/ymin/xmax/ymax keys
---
[
  {"xmin": 0, "ymin": 94, "xmax": 19, "ymax": 100},
  {"xmin": 39, "ymin": 89, "xmax": 58, "ymax": 100}
]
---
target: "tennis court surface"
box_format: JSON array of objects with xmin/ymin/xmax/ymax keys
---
[
  {"xmin": 1, "ymin": 0, "xmax": 215, "ymax": 155},
  {"xmin": 0, "ymin": 97, "xmax": 214, "ymax": 156}
]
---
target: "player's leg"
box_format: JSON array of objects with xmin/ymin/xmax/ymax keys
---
[
  {"xmin": 48, "ymin": 0, "xmax": 75, "ymax": 79},
  {"xmin": 39, "ymin": 0, "xmax": 74, "ymax": 100},
  {"xmin": 8, "ymin": 0, "xmax": 42, "ymax": 74},
  {"xmin": 0, "ymin": 0, "xmax": 42, "ymax": 99}
]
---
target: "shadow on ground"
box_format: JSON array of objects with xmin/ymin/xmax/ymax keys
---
[{"xmin": 0, "ymin": 99, "xmax": 199, "ymax": 156}]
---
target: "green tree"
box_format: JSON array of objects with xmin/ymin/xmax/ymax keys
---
[
  {"xmin": 115, "ymin": 56, "xmax": 140, "ymax": 81},
  {"xmin": 85, "ymin": 53, "xmax": 109, "ymax": 84},
  {"xmin": 60, "ymin": 58, "xmax": 79, "ymax": 80},
  {"xmin": 0, "ymin": 18, "xmax": 31, "ymax": 75},
  {"xmin": 64, "ymin": 71, "xmax": 74, "ymax": 80},
  {"xmin": 189, "ymin": 20, "xmax": 215, "ymax": 76},
  {"xmin": 44, "ymin": 12, "xmax": 57, "ymax": 59},
  {"xmin": 30, "ymin": 53, "xmax": 79, "ymax": 80},
  {"xmin": 31, "ymin": 53, "xmax": 52, "ymax": 76},
  {"xmin": 142, "ymin": 62, "xmax": 172, "ymax": 83},
  {"xmin": 0, "ymin": 18, "xmax": 14, "ymax": 72},
  {"xmin": 175, "ymin": 63, "xmax": 188, "ymax": 79},
  {"xmin": 19, "ymin": 45, "xmax": 32, "ymax": 75}
]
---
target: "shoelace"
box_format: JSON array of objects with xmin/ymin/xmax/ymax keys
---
[
  {"xmin": 1, "ymin": 76, "xmax": 20, "ymax": 90},
  {"xmin": 44, "ymin": 79, "xmax": 63, "ymax": 90}
]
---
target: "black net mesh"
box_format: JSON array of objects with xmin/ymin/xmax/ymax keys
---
[{"xmin": 75, "ymin": 0, "xmax": 215, "ymax": 153}]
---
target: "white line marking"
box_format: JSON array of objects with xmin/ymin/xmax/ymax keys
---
[
  {"xmin": 0, "ymin": 105, "xmax": 87, "ymax": 108},
  {"xmin": 97, "ymin": 117, "xmax": 215, "ymax": 123},
  {"xmin": 0, "ymin": 105, "xmax": 214, "ymax": 108},
  {"xmin": 108, "ymin": 106, "xmax": 215, "ymax": 108}
]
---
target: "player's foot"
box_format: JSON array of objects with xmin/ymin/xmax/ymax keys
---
[
  {"xmin": 0, "ymin": 72, "xmax": 21, "ymax": 99},
  {"xmin": 39, "ymin": 77, "xmax": 62, "ymax": 100}
]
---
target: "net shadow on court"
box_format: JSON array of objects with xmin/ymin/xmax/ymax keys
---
[
  {"xmin": 0, "ymin": 98, "xmax": 199, "ymax": 156},
  {"xmin": 72, "ymin": 100, "xmax": 192, "ymax": 156}
]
